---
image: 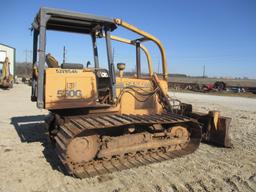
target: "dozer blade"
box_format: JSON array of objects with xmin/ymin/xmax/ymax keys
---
[
  {"xmin": 179, "ymin": 103, "xmax": 232, "ymax": 148},
  {"xmin": 191, "ymin": 112, "xmax": 232, "ymax": 147}
]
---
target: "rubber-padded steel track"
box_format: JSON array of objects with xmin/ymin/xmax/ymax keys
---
[{"xmin": 53, "ymin": 113, "xmax": 202, "ymax": 178}]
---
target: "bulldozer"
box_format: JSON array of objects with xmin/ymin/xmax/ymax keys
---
[
  {"xmin": 0, "ymin": 57, "xmax": 13, "ymax": 89},
  {"xmin": 31, "ymin": 7, "xmax": 231, "ymax": 178}
]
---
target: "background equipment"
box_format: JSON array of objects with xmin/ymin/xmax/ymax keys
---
[{"xmin": 0, "ymin": 57, "xmax": 13, "ymax": 88}]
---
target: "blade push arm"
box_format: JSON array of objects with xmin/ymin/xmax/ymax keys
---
[{"xmin": 152, "ymin": 74, "xmax": 172, "ymax": 111}]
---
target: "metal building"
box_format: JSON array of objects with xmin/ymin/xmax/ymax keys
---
[{"xmin": 0, "ymin": 43, "xmax": 16, "ymax": 77}]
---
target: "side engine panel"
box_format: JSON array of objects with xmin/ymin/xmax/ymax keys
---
[
  {"xmin": 44, "ymin": 68, "xmax": 97, "ymax": 109},
  {"xmin": 116, "ymin": 77, "xmax": 168, "ymax": 115},
  {"xmin": 44, "ymin": 67, "xmax": 169, "ymax": 115}
]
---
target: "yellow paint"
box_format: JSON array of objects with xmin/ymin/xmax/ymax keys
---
[
  {"xmin": 45, "ymin": 68, "xmax": 97, "ymax": 109},
  {"xmin": 44, "ymin": 68, "xmax": 168, "ymax": 115},
  {"xmin": 212, "ymin": 111, "xmax": 220, "ymax": 129},
  {"xmin": 114, "ymin": 18, "xmax": 168, "ymax": 80},
  {"xmin": 116, "ymin": 76, "xmax": 167, "ymax": 114},
  {"xmin": 110, "ymin": 35, "xmax": 153, "ymax": 76}
]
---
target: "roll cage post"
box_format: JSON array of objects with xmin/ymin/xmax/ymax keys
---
[
  {"xmin": 113, "ymin": 18, "xmax": 168, "ymax": 80},
  {"xmin": 31, "ymin": 8, "xmax": 168, "ymax": 109}
]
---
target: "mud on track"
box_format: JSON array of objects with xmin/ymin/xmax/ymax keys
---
[{"xmin": 0, "ymin": 84, "xmax": 255, "ymax": 192}]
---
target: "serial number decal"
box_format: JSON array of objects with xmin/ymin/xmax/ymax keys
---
[{"xmin": 56, "ymin": 69, "xmax": 78, "ymax": 73}]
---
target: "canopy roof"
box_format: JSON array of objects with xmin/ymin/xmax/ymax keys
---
[{"xmin": 33, "ymin": 7, "xmax": 117, "ymax": 34}]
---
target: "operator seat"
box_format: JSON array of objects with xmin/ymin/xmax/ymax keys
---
[
  {"xmin": 45, "ymin": 54, "xmax": 84, "ymax": 69},
  {"xmin": 45, "ymin": 53, "xmax": 59, "ymax": 68}
]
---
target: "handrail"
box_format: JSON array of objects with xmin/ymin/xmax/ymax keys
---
[
  {"xmin": 114, "ymin": 18, "xmax": 168, "ymax": 80},
  {"xmin": 109, "ymin": 35, "xmax": 153, "ymax": 76}
]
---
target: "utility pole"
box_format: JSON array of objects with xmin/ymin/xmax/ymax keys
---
[
  {"xmin": 24, "ymin": 49, "xmax": 32, "ymax": 76},
  {"xmin": 112, "ymin": 47, "xmax": 115, "ymax": 63},
  {"xmin": 63, "ymin": 46, "xmax": 66, "ymax": 64},
  {"xmin": 25, "ymin": 49, "xmax": 27, "ymax": 65},
  {"xmin": 203, "ymin": 64, "xmax": 206, "ymax": 78},
  {"xmin": 158, "ymin": 59, "xmax": 160, "ymax": 74},
  {"xmin": 24, "ymin": 49, "xmax": 32, "ymax": 64}
]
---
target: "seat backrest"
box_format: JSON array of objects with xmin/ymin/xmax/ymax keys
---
[{"xmin": 61, "ymin": 63, "xmax": 84, "ymax": 69}]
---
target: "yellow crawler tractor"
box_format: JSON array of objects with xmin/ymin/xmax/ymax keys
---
[
  {"xmin": 0, "ymin": 57, "xmax": 13, "ymax": 89},
  {"xmin": 31, "ymin": 8, "xmax": 231, "ymax": 178}
]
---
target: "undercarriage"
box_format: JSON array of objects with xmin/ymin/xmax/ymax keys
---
[{"xmin": 46, "ymin": 113, "xmax": 202, "ymax": 178}]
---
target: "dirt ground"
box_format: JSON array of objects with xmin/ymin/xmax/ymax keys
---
[
  {"xmin": 170, "ymin": 89, "xmax": 256, "ymax": 99},
  {"xmin": 0, "ymin": 84, "xmax": 256, "ymax": 192}
]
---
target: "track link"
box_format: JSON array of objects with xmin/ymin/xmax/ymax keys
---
[{"xmin": 52, "ymin": 113, "xmax": 202, "ymax": 178}]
